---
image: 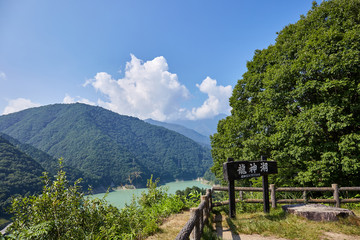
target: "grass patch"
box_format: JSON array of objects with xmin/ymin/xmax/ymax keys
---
[
  {"xmin": 200, "ymin": 212, "xmax": 222, "ymax": 240},
  {"xmin": 212, "ymin": 204, "xmax": 360, "ymax": 240},
  {"xmin": 0, "ymin": 219, "xmax": 9, "ymax": 226}
]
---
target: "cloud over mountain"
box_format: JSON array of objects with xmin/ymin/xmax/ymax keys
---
[
  {"xmin": 3, "ymin": 98, "xmax": 40, "ymax": 115},
  {"xmin": 86, "ymin": 55, "xmax": 232, "ymax": 121},
  {"xmin": 189, "ymin": 77, "xmax": 232, "ymax": 120},
  {"xmin": 63, "ymin": 94, "xmax": 96, "ymax": 106},
  {"xmin": 1, "ymin": 55, "xmax": 232, "ymax": 120}
]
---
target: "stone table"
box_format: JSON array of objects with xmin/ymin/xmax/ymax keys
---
[{"xmin": 282, "ymin": 204, "xmax": 355, "ymax": 221}]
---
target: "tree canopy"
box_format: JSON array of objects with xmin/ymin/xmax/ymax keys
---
[
  {"xmin": 211, "ymin": 0, "xmax": 360, "ymax": 187},
  {"xmin": 0, "ymin": 136, "xmax": 44, "ymax": 216}
]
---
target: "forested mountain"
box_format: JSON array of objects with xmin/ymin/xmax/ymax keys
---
[
  {"xmin": 0, "ymin": 133, "xmax": 94, "ymax": 188},
  {"xmin": 0, "ymin": 135, "xmax": 44, "ymax": 216},
  {"xmin": 0, "ymin": 103, "xmax": 212, "ymax": 188},
  {"xmin": 144, "ymin": 119, "xmax": 210, "ymax": 147}
]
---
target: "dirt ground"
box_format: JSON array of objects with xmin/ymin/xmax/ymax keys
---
[{"xmin": 146, "ymin": 210, "xmax": 360, "ymax": 240}]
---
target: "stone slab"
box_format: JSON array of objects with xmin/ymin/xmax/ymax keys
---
[{"xmin": 282, "ymin": 204, "xmax": 355, "ymax": 221}]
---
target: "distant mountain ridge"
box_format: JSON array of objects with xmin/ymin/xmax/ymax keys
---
[
  {"xmin": 0, "ymin": 103, "xmax": 212, "ymax": 188},
  {"xmin": 168, "ymin": 114, "xmax": 227, "ymax": 138},
  {"xmin": 144, "ymin": 119, "xmax": 210, "ymax": 147}
]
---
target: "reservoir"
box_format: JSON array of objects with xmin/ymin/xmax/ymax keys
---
[{"xmin": 91, "ymin": 180, "xmax": 212, "ymax": 209}]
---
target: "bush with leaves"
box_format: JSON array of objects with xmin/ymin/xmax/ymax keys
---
[
  {"xmin": 4, "ymin": 162, "xmax": 186, "ymax": 239},
  {"xmin": 175, "ymin": 186, "xmax": 208, "ymax": 207}
]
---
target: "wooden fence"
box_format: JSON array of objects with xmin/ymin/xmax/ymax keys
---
[
  {"xmin": 175, "ymin": 189, "xmax": 212, "ymax": 240},
  {"xmin": 176, "ymin": 184, "xmax": 360, "ymax": 240},
  {"xmin": 212, "ymin": 184, "xmax": 360, "ymax": 208}
]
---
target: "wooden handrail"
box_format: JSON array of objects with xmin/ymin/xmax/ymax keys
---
[
  {"xmin": 213, "ymin": 183, "xmax": 360, "ymax": 208},
  {"xmin": 175, "ymin": 189, "xmax": 212, "ymax": 240}
]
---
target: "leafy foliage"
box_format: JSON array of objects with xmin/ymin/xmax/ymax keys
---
[
  {"xmin": 203, "ymin": 168, "xmax": 221, "ymax": 185},
  {"xmin": 175, "ymin": 186, "xmax": 207, "ymax": 207},
  {"xmin": 0, "ymin": 136, "xmax": 44, "ymax": 217},
  {"xmin": 211, "ymin": 0, "xmax": 360, "ymax": 187},
  {"xmin": 4, "ymin": 165, "xmax": 186, "ymax": 239},
  {"xmin": 0, "ymin": 103, "xmax": 212, "ymax": 188}
]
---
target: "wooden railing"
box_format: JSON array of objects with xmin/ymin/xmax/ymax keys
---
[
  {"xmin": 176, "ymin": 184, "xmax": 360, "ymax": 240},
  {"xmin": 212, "ymin": 184, "xmax": 360, "ymax": 208},
  {"xmin": 175, "ymin": 189, "xmax": 212, "ymax": 240}
]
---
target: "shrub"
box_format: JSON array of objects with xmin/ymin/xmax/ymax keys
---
[{"xmin": 5, "ymin": 162, "xmax": 186, "ymax": 239}]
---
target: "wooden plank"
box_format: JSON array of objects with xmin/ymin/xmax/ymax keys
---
[
  {"xmin": 341, "ymin": 199, "xmax": 360, "ymax": 203},
  {"xmin": 277, "ymin": 199, "xmax": 305, "ymax": 203},
  {"xmin": 340, "ymin": 187, "xmax": 360, "ymax": 191},
  {"xmin": 276, "ymin": 187, "xmax": 333, "ymax": 192},
  {"xmin": 213, "ymin": 186, "xmax": 263, "ymax": 192}
]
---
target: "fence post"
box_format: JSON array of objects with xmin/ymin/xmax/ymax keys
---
[
  {"xmin": 261, "ymin": 156, "xmax": 270, "ymax": 213},
  {"xmin": 206, "ymin": 188, "xmax": 212, "ymax": 211},
  {"xmin": 303, "ymin": 190, "xmax": 308, "ymax": 204},
  {"xmin": 190, "ymin": 208, "xmax": 200, "ymax": 240},
  {"xmin": 332, "ymin": 184, "xmax": 340, "ymax": 208},
  {"xmin": 270, "ymin": 184, "xmax": 276, "ymax": 208},
  {"xmin": 239, "ymin": 191, "xmax": 243, "ymax": 201},
  {"xmin": 201, "ymin": 195, "xmax": 207, "ymax": 227},
  {"xmin": 227, "ymin": 158, "xmax": 236, "ymax": 218}
]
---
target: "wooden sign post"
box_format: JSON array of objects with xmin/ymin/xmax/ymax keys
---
[{"xmin": 223, "ymin": 156, "xmax": 277, "ymax": 217}]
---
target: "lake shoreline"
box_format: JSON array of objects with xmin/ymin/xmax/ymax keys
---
[{"xmin": 90, "ymin": 179, "xmax": 212, "ymax": 209}]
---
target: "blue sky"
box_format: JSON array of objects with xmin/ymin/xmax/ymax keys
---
[{"xmin": 0, "ymin": 0, "xmax": 315, "ymax": 121}]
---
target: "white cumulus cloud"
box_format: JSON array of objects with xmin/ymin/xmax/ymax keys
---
[
  {"xmin": 188, "ymin": 77, "xmax": 233, "ymax": 119},
  {"xmin": 85, "ymin": 54, "xmax": 232, "ymax": 121},
  {"xmin": 3, "ymin": 98, "xmax": 41, "ymax": 115},
  {"xmin": 86, "ymin": 54, "xmax": 190, "ymax": 121},
  {"xmin": 63, "ymin": 94, "xmax": 96, "ymax": 106}
]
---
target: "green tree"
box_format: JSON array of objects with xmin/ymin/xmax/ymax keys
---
[
  {"xmin": 4, "ymin": 161, "xmax": 186, "ymax": 239},
  {"xmin": 6, "ymin": 160, "xmax": 118, "ymax": 239},
  {"xmin": 211, "ymin": 0, "xmax": 360, "ymax": 187}
]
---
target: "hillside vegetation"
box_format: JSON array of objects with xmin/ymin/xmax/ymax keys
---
[
  {"xmin": 4, "ymin": 166, "xmax": 188, "ymax": 239},
  {"xmin": 0, "ymin": 133, "xmax": 93, "ymax": 188},
  {"xmin": 0, "ymin": 136, "xmax": 44, "ymax": 216},
  {"xmin": 211, "ymin": 0, "xmax": 360, "ymax": 187},
  {"xmin": 0, "ymin": 103, "xmax": 212, "ymax": 188}
]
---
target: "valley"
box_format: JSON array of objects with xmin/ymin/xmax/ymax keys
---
[{"xmin": 0, "ymin": 103, "xmax": 214, "ymax": 217}]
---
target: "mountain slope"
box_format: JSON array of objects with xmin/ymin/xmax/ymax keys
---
[
  {"xmin": 144, "ymin": 119, "xmax": 210, "ymax": 147},
  {"xmin": 0, "ymin": 136, "xmax": 44, "ymax": 216},
  {"xmin": 0, "ymin": 133, "xmax": 94, "ymax": 188},
  {"xmin": 0, "ymin": 103, "xmax": 212, "ymax": 187},
  {"xmin": 168, "ymin": 114, "xmax": 227, "ymax": 137}
]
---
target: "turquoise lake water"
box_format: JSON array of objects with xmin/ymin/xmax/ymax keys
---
[{"xmin": 90, "ymin": 180, "xmax": 212, "ymax": 209}]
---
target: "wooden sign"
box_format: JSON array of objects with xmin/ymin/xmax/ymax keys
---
[
  {"xmin": 223, "ymin": 160, "xmax": 277, "ymax": 181},
  {"xmin": 223, "ymin": 157, "xmax": 278, "ymax": 217}
]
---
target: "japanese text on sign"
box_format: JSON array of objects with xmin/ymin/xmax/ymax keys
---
[{"xmin": 223, "ymin": 160, "xmax": 277, "ymax": 181}]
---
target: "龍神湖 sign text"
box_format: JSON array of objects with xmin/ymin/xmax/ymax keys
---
[{"xmin": 223, "ymin": 161, "xmax": 277, "ymax": 181}]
